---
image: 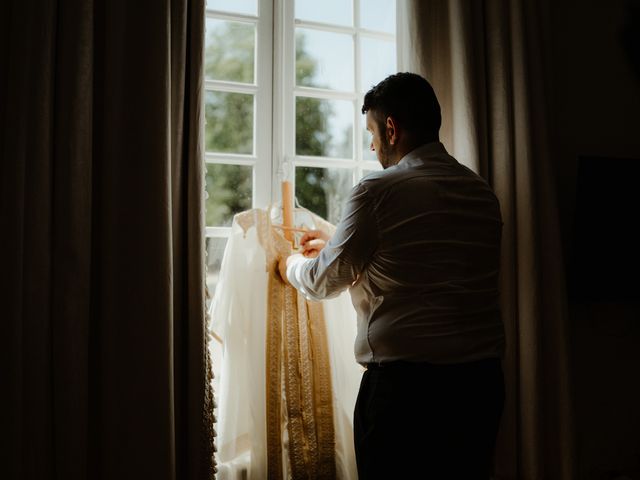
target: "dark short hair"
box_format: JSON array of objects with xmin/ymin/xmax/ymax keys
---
[{"xmin": 361, "ymin": 72, "xmax": 441, "ymax": 138}]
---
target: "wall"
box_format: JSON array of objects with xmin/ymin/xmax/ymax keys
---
[{"xmin": 549, "ymin": 1, "xmax": 640, "ymax": 478}]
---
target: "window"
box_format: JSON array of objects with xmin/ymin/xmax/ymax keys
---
[{"xmin": 204, "ymin": 0, "xmax": 397, "ymax": 303}]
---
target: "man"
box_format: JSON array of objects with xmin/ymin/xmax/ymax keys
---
[{"xmin": 279, "ymin": 73, "xmax": 505, "ymax": 479}]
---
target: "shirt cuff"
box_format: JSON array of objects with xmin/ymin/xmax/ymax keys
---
[{"xmin": 286, "ymin": 254, "xmax": 316, "ymax": 300}]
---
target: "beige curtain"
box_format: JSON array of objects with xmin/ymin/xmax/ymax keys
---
[
  {"xmin": 398, "ymin": 1, "xmax": 575, "ymax": 478},
  {"xmin": 0, "ymin": 1, "xmax": 215, "ymax": 479}
]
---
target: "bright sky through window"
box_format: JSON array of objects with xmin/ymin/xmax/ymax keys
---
[
  {"xmin": 296, "ymin": 29, "xmax": 355, "ymax": 91},
  {"xmin": 295, "ymin": 0, "xmax": 353, "ymax": 26}
]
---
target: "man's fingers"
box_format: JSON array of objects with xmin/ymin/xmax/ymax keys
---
[
  {"xmin": 303, "ymin": 239, "xmax": 325, "ymax": 251},
  {"xmin": 300, "ymin": 230, "xmax": 321, "ymax": 246},
  {"xmin": 302, "ymin": 240, "xmax": 326, "ymax": 259}
]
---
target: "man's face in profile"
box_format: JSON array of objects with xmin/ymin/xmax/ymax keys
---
[{"xmin": 366, "ymin": 110, "xmax": 393, "ymax": 169}]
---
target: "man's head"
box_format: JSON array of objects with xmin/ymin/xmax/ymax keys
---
[{"xmin": 362, "ymin": 73, "xmax": 441, "ymax": 168}]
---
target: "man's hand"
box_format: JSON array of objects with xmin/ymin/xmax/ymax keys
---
[
  {"xmin": 278, "ymin": 253, "xmax": 305, "ymax": 285},
  {"xmin": 278, "ymin": 230, "xmax": 330, "ymax": 285},
  {"xmin": 300, "ymin": 230, "xmax": 330, "ymax": 259}
]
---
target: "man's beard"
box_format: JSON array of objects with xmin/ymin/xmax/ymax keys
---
[{"xmin": 377, "ymin": 136, "xmax": 395, "ymax": 169}]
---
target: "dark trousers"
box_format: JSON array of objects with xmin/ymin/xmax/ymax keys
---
[{"xmin": 353, "ymin": 358, "xmax": 505, "ymax": 479}]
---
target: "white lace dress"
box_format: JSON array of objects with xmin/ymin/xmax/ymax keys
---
[{"xmin": 210, "ymin": 208, "xmax": 362, "ymax": 480}]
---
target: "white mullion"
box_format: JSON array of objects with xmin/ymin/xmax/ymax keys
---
[
  {"xmin": 205, "ymin": 153, "xmax": 256, "ymax": 166},
  {"xmin": 205, "ymin": 80, "xmax": 258, "ymax": 94},
  {"xmin": 275, "ymin": 0, "xmax": 296, "ymax": 199},
  {"xmin": 293, "ymin": 22, "xmax": 393, "ymax": 40},
  {"xmin": 205, "ymin": 9, "xmax": 258, "ymax": 23},
  {"xmin": 205, "ymin": 226, "xmax": 232, "ymax": 238},
  {"xmin": 357, "ymin": 28, "xmax": 395, "ymax": 41},
  {"xmin": 354, "ymin": 0, "xmax": 362, "ymax": 184},
  {"xmin": 294, "ymin": 18, "xmax": 355, "ymax": 36},
  {"xmin": 293, "ymin": 20, "xmax": 394, "ymax": 41},
  {"xmin": 271, "ymin": 0, "xmax": 286, "ymax": 200},
  {"xmin": 293, "ymin": 86, "xmax": 357, "ymax": 101},
  {"xmin": 285, "ymin": 0, "xmax": 296, "ymax": 189},
  {"xmin": 353, "ymin": 115, "xmax": 361, "ymax": 183},
  {"xmin": 254, "ymin": 0, "xmax": 274, "ymax": 209},
  {"xmin": 294, "ymin": 156, "xmax": 357, "ymax": 169}
]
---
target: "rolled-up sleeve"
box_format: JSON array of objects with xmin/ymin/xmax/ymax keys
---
[{"xmin": 286, "ymin": 182, "xmax": 378, "ymax": 300}]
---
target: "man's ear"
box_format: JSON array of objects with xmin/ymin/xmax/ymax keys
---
[{"xmin": 386, "ymin": 116, "xmax": 398, "ymax": 145}]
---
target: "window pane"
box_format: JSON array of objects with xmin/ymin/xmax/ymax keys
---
[
  {"xmin": 359, "ymin": 0, "xmax": 396, "ymax": 33},
  {"xmin": 205, "ymin": 91, "xmax": 254, "ymax": 154},
  {"xmin": 296, "ymin": 97, "xmax": 353, "ymax": 158},
  {"xmin": 295, "ymin": 0, "xmax": 353, "ymax": 26},
  {"xmin": 206, "ymin": 0, "xmax": 257, "ymax": 16},
  {"xmin": 205, "ymin": 19, "xmax": 255, "ymax": 83},
  {"xmin": 296, "ymin": 29, "xmax": 354, "ymax": 91},
  {"xmin": 205, "ymin": 164, "xmax": 253, "ymax": 226},
  {"xmin": 205, "ymin": 236, "xmax": 228, "ymax": 302},
  {"xmin": 295, "ymin": 167, "xmax": 353, "ymax": 224},
  {"xmin": 360, "ymin": 37, "xmax": 396, "ymax": 93}
]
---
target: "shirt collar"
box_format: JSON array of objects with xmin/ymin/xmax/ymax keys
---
[{"xmin": 396, "ymin": 141, "xmax": 450, "ymax": 169}]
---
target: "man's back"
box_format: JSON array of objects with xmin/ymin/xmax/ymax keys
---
[
  {"xmin": 348, "ymin": 142, "xmax": 505, "ymax": 365},
  {"xmin": 290, "ymin": 142, "xmax": 504, "ymax": 364},
  {"xmin": 283, "ymin": 72, "xmax": 507, "ymax": 479}
]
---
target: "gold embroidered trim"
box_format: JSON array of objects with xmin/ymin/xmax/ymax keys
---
[
  {"xmin": 307, "ymin": 300, "xmax": 336, "ymax": 479},
  {"xmin": 238, "ymin": 208, "xmax": 337, "ymax": 479},
  {"xmin": 283, "ymin": 293, "xmax": 336, "ymax": 480},
  {"xmin": 294, "ymin": 292, "xmax": 319, "ymax": 478},
  {"xmin": 283, "ymin": 283, "xmax": 308, "ymax": 478},
  {"xmin": 266, "ymin": 271, "xmax": 284, "ymax": 480}
]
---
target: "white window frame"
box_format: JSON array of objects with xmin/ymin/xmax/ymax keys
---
[
  {"xmin": 274, "ymin": 0, "xmax": 394, "ymax": 201},
  {"xmin": 204, "ymin": 0, "xmax": 396, "ymax": 267},
  {"xmin": 204, "ymin": 0, "xmax": 274, "ymax": 239}
]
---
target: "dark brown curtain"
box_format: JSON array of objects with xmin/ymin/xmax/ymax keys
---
[
  {"xmin": 398, "ymin": 0, "xmax": 575, "ymax": 478},
  {"xmin": 0, "ymin": 1, "xmax": 215, "ymax": 479}
]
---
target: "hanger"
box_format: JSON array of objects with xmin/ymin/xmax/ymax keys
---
[{"xmin": 271, "ymin": 180, "xmax": 310, "ymax": 240}]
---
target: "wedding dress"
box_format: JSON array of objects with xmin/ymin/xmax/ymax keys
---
[{"xmin": 210, "ymin": 207, "xmax": 362, "ymax": 480}]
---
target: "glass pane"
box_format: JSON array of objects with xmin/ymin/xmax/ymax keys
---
[
  {"xmin": 205, "ymin": 91, "xmax": 254, "ymax": 154},
  {"xmin": 205, "ymin": 236, "xmax": 228, "ymax": 301},
  {"xmin": 295, "ymin": 0, "xmax": 353, "ymax": 26},
  {"xmin": 295, "ymin": 167, "xmax": 353, "ymax": 224},
  {"xmin": 296, "ymin": 97, "xmax": 353, "ymax": 158},
  {"xmin": 205, "ymin": 19, "xmax": 255, "ymax": 83},
  {"xmin": 205, "ymin": 163, "xmax": 253, "ymax": 226},
  {"xmin": 206, "ymin": 0, "xmax": 257, "ymax": 16},
  {"xmin": 359, "ymin": 0, "xmax": 396, "ymax": 33},
  {"xmin": 296, "ymin": 28, "xmax": 354, "ymax": 91},
  {"xmin": 360, "ymin": 37, "xmax": 396, "ymax": 93}
]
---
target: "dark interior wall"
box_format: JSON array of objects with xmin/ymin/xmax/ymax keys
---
[
  {"xmin": 549, "ymin": 1, "xmax": 640, "ymax": 478},
  {"xmin": 551, "ymin": 0, "xmax": 640, "ymax": 243}
]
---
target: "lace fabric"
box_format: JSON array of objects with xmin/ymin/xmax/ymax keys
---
[{"xmin": 211, "ymin": 208, "xmax": 361, "ymax": 479}]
